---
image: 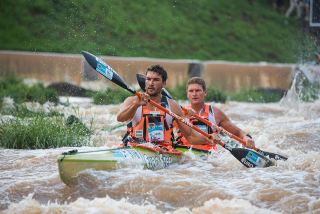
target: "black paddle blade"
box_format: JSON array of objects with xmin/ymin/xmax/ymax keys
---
[
  {"xmin": 82, "ymin": 51, "xmax": 98, "ymax": 70},
  {"xmin": 221, "ymin": 132, "xmax": 287, "ymax": 162},
  {"xmin": 136, "ymin": 73, "xmax": 146, "ymax": 92},
  {"xmin": 228, "ymin": 147, "xmax": 275, "ymax": 168},
  {"xmin": 136, "ymin": 73, "xmax": 173, "ymax": 98},
  {"xmin": 161, "ymin": 88, "xmax": 173, "ymax": 99},
  {"xmin": 256, "ymin": 149, "xmax": 288, "ymax": 161},
  {"xmin": 82, "ymin": 51, "xmax": 135, "ymax": 94}
]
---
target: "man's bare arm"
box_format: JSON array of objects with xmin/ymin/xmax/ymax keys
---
[
  {"xmin": 214, "ymin": 107, "xmax": 246, "ymax": 138},
  {"xmin": 214, "ymin": 107, "xmax": 255, "ymax": 148},
  {"xmin": 117, "ymin": 96, "xmax": 143, "ymax": 122}
]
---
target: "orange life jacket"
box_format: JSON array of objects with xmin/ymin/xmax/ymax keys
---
[
  {"xmin": 177, "ymin": 103, "xmax": 218, "ymax": 151},
  {"xmin": 124, "ymin": 96, "xmax": 175, "ymax": 151}
]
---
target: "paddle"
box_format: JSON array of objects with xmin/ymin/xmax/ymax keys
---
[
  {"xmin": 81, "ymin": 50, "xmax": 274, "ymax": 168},
  {"xmin": 136, "ymin": 73, "xmax": 287, "ymax": 161}
]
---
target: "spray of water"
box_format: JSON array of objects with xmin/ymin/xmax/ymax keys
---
[{"xmin": 281, "ymin": 63, "xmax": 320, "ymax": 109}]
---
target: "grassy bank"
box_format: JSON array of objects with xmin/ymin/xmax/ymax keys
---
[
  {"xmin": 0, "ymin": 0, "xmax": 308, "ymax": 63},
  {"xmin": 0, "ymin": 76, "xmax": 92, "ymax": 149},
  {"xmin": 0, "ymin": 76, "xmax": 59, "ymax": 105},
  {"xmin": 0, "ymin": 116, "xmax": 91, "ymax": 149}
]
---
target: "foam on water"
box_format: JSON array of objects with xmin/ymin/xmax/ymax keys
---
[{"xmin": 3, "ymin": 194, "xmax": 281, "ymax": 214}]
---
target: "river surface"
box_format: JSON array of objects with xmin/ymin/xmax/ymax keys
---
[{"xmin": 1, "ymin": 93, "xmax": 320, "ymax": 213}]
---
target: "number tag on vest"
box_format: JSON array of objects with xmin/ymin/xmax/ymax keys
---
[
  {"xmin": 148, "ymin": 122, "xmax": 164, "ymax": 142},
  {"xmin": 150, "ymin": 111, "xmax": 160, "ymax": 116}
]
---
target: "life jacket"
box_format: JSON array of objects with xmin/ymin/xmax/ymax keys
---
[
  {"xmin": 177, "ymin": 103, "xmax": 218, "ymax": 151},
  {"xmin": 124, "ymin": 96, "xmax": 175, "ymax": 151}
]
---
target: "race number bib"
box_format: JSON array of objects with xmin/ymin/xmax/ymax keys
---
[{"xmin": 148, "ymin": 122, "xmax": 164, "ymax": 142}]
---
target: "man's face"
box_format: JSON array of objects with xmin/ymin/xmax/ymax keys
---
[
  {"xmin": 145, "ymin": 71, "xmax": 165, "ymax": 97},
  {"xmin": 187, "ymin": 83, "xmax": 207, "ymax": 105}
]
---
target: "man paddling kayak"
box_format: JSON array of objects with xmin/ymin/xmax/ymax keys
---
[
  {"xmin": 177, "ymin": 77, "xmax": 255, "ymax": 151},
  {"xmin": 117, "ymin": 65, "xmax": 220, "ymax": 151}
]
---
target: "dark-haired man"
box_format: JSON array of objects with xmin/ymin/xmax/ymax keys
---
[
  {"xmin": 177, "ymin": 77, "xmax": 255, "ymax": 151},
  {"xmin": 117, "ymin": 65, "xmax": 219, "ymax": 151}
]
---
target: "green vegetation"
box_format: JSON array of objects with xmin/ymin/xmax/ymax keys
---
[
  {"xmin": 0, "ymin": 0, "xmax": 308, "ymax": 63},
  {"xmin": 0, "ymin": 76, "xmax": 59, "ymax": 104},
  {"xmin": 298, "ymin": 84, "xmax": 320, "ymax": 102},
  {"xmin": 295, "ymin": 73, "xmax": 320, "ymax": 102},
  {"xmin": 166, "ymin": 81, "xmax": 284, "ymax": 103},
  {"xmin": 0, "ymin": 116, "xmax": 91, "ymax": 149},
  {"xmin": 0, "ymin": 76, "xmax": 92, "ymax": 149},
  {"xmin": 65, "ymin": 115, "xmax": 91, "ymax": 135},
  {"xmin": 229, "ymin": 88, "xmax": 284, "ymax": 103},
  {"xmin": 167, "ymin": 83, "xmax": 187, "ymax": 101},
  {"xmin": 206, "ymin": 87, "xmax": 227, "ymax": 103},
  {"xmin": 0, "ymin": 103, "xmax": 62, "ymax": 118},
  {"xmin": 93, "ymin": 88, "xmax": 131, "ymax": 104}
]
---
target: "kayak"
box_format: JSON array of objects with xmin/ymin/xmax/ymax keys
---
[
  {"xmin": 58, "ymin": 131, "xmax": 280, "ymax": 186},
  {"xmin": 57, "ymin": 144, "xmax": 209, "ymax": 186}
]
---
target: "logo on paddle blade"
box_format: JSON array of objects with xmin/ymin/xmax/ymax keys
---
[
  {"xmin": 95, "ymin": 57, "xmax": 113, "ymax": 80},
  {"xmin": 241, "ymin": 158, "xmax": 254, "ymax": 168},
  {"xmin": 224, "ymin": 143, "xmax": 233, "ymax": 151},
  {"xmin": 244, "ymin": 151, "xmax": 267, "ymax": 167}
]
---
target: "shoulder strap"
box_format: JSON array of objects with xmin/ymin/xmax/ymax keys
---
[
  {"xmin": 161, "ymin": 95, "xmax": 169, "ymax": 108},
  {"xmin": 206, "ymin": 103, "xmax": 217, "ymax": 131},
  {"xmin": 209, "ymin": 103, "xmax": 214, "ymax": 114},
  {"xmin": 161, "ymin": 96, "xmax": 173, "ymax": 128}
]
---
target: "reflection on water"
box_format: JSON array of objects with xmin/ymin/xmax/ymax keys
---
[{"xmin": 1, "ymin": 91, "xmax": 320, "ymax": 213}]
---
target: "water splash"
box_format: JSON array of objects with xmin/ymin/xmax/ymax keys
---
[{"xmin": 280, "ymin": 64, "xmax": 320, "ymax": 109}]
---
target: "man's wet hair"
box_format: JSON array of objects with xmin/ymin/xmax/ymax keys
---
[
  {"xmin": 146, "ymin": 65, "xmax": 167, "ymax": 82},
  {"xmin": 187, "ymin": 77, "xmax": 206, "ymax": 91}
]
